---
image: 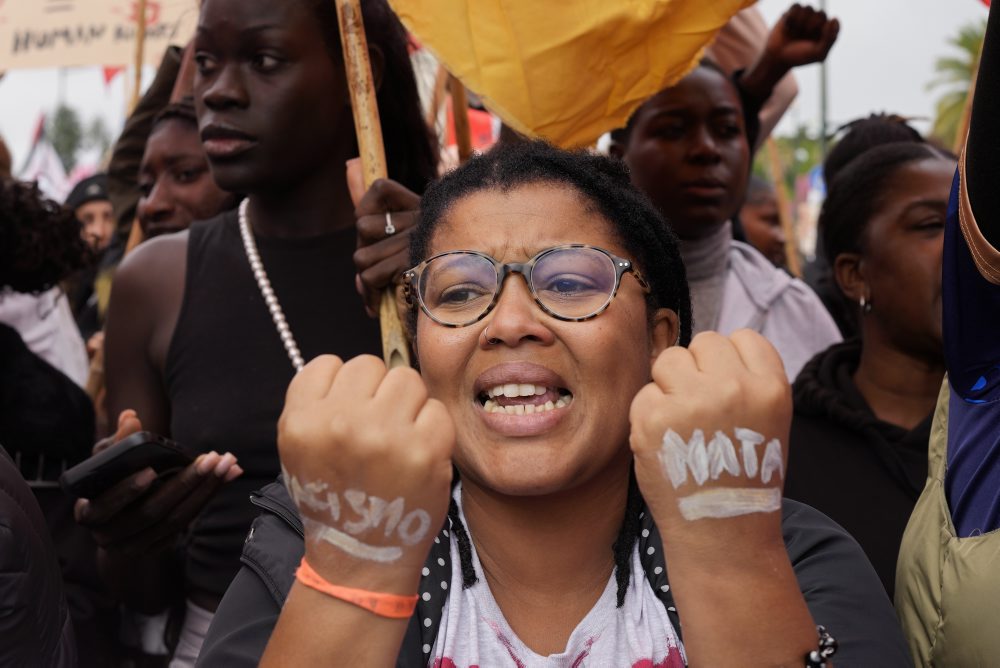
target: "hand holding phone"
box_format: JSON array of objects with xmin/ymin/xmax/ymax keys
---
[
  {"xmin": 73, "ymin": 410, "xmax": 243, "ymax": 557},
  {"xmin": 60, "ymin": 431, "xmax": 197, "ymax": 499}
]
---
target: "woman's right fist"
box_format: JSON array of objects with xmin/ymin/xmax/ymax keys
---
[{"xmin": 278, "ymin": 355, "xmax": 455, "ymax": 585}]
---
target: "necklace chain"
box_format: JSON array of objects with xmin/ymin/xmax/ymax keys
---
[{"xmin": 238, "ymin": 199, "xmax": 305, "ymax": 373}]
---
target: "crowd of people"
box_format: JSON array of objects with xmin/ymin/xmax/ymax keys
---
[{"xmin": 1, "ymin": 0, "xmax": 998, "ymax": 666}]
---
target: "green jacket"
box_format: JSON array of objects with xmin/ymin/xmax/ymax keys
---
[{"xmin": 895, "ymin": 380, "xmax": 1000, "ymax": 666}]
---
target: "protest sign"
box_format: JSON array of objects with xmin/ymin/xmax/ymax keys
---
[{"xmin": 0, "ymin": 0, "xmax": 197, "ymax": 70}]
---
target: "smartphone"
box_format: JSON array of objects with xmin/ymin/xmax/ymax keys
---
[{"xmin": 60, "ymin": 431, "xmax": 197, "ymax": 499}]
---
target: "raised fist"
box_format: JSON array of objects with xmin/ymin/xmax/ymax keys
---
[
  {"xmin": 765, "ymin": 3, "xmax": 840, "ymax": 69},
  {"xmin": 629, "ymin": 331, "xmax": 791, "ymax": 550},
  {"xmin": 278, "ymin": 355, "xmax": 455, "ymax": 585}
]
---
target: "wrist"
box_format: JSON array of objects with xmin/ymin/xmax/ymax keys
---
[
  {"xmin": 297, "ymin": 557, "xmax": 418, "ymax": 619},
  {"xmin": 303, "ymin": 541, "xmax": 426, "ymax": 596},
  {"xmin": 739, "ymin": 53, "xmax": 788, "ymax": 101},
  {"xmin": 655, "ymin": 512, "xmax": 785, "ymax": 570}
]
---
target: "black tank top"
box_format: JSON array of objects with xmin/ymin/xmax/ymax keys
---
[{"xmin": 166, "ymin": 211, "xmax": 381, "ymax": 599}]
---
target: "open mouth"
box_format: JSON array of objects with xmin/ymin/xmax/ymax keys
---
[{"xmin": 477, "ymin": 383, "xmax": 574, "ymax": 415}]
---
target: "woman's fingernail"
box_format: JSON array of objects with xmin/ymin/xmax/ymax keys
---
[
  {"xmin": 214, "ymin": 453, "xmax": 236, "ymax": 477},
  {"xmin": 196, "ymin": 453, "xmax": 218, "ymax": 475},
  {"xmin": 131, "ymin": 467, "xmax": 157, "ymax": 491}
]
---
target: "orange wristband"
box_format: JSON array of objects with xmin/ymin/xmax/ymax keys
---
[{"xmin": 295, "ymin": 557, "xmax": 418, "ymax": 619}]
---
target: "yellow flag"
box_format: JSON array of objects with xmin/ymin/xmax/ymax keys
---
[{"xmin": 389, "ymin": 0, "xmax": 756, "ymax": 148}]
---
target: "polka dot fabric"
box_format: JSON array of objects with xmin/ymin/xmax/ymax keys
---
[
  {"xmin": 402, "ymin": 501, "xmax": 684, "ymax": 664},
  {"xmin": 637, "ymin": 510, "xmax": 683, "ymax": 639},
  {"xmin": 239, "ymin": 478, "xmax": 683, "ymax": 667},
  {"xmin": 412, "ymin": 519, "xmax": 454, "ymax": 665}
]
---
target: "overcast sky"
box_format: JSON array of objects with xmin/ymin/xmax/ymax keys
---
[{"xmin": 0, "ymin": 0, "xmax": 990, "ymax": 171}]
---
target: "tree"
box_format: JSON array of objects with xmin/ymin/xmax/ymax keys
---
[
  {"xmin": 83, "ymin": 117, "xmax": 112, "ymax": 158},
  {"xmin": 47, "ymin": 104, "xmax": 83, "ymax": 172},
  {"xmin": 753, "ymin": 124, "xmax": 824, "ymax": 194},
  {"xmin": 928, "ymin": 18, "xmax": 986, "ymax": 148}
]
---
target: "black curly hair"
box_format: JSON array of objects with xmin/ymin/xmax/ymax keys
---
[
  {"xmin": 1, "ymin": 179, "xmax": 92, "ymax": 293},
  {"xmin": 410, "ymin": 140, "xmax": 692, "ymax": 608},
  {"xmin": 410, "ymin": 140, "xmax": 693, "ymax": 346}
]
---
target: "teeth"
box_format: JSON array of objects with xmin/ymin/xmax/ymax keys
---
[
  {"xmin": 481, "ymin": 395, "xmax": 573, "ymax": 414},
  {"xmin": 487, "ymin": 383, "xmax": 558, "ymax": 398}
]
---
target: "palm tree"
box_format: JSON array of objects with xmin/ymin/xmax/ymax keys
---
[{"xmin": 928, "ymin": 19, "xmax": 986, "ymax": 148}]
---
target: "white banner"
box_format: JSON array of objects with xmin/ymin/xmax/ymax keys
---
[{"xmin": 0, "ymin": 0, "xmax": 198, "ymax": 70}]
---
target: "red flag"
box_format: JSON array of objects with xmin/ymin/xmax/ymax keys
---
[
  {"xmin": 446, "ymin": 101, "xmax": 495, "ymax": 151},
  {"xmin": 102, "ymin": 66, "xmax": 125, "ymax": 86}
]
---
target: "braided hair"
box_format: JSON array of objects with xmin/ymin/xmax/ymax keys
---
[
  {"xmin": 414, "ymin": 140, "xmax": 693, "ymax": 606},
  {"xmin": 823, "ymin": 113, "xmax": 925, "ymax": 186}
]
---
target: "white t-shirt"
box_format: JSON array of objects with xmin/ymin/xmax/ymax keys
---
[
  {"xmin": 0, "ymin": 287, "xmax": 89, "ymax": 387},
  {"xmin": 428, "ymin": 490, "xmax": 686, "ymax": 668}
]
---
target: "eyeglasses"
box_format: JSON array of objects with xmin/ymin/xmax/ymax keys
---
[{"xmin": 403, "ymin": 244, "xmax": 650, "ymax": 327}]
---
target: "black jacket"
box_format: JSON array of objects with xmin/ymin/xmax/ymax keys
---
[
  {"xmin": 0, "ymin": 448, "xmax": 76, "ymax": 668},
  {"xmin": 787, "ymin": 339, "xmax": 930, "ymax": 599},
  {"xmin": 199, "ymin": 477, "xmax": 912, "ymax": 667}
]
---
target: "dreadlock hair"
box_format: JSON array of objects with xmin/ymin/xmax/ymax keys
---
[
  {"xmin": 414, "ymin": 140, "xmax": 693, "ymax": 605},
  {"xmin": 821, "ymin": 142, "xmax": 952, "ymax": 269},
  {"xmin": 308, "ymin": 0, "xmax": 438, "ymax": 194},
  {"xmin": 823, "ymin": 114, "xmax": 925, "ymax": 186},
  {"xmin": 1, "ymin": 179, "xmax": 92, "ymax": 293}
]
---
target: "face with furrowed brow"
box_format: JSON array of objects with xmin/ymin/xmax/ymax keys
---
[{"xmin": 415, "ymin": 182, "xmax": 677, "ymax": 497}]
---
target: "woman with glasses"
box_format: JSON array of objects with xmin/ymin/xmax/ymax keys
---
[{"xmin": 199, "ymin": 141, "xmax": 909, "ymax": 666}]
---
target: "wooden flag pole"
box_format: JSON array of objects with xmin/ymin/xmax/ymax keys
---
[
  {"xmin": 88, "ymin": 0, "xmax": 149, "ymax": 405},
  {"xmin": 450, "ymin": 75, "xmax": 473, "ymax": 163},
  {"xmin": 426, "ymin": 64, "xmax": 450, "ymax": 128},
  {"xmin": 130, "ymin": 0, "xmax": 148, "ymax": 112},
  {"xmin": 765, "ymin": 138, "xmax": 802, "ymax": 277},
  {"xmin": 335, "ymin": 0, "xmax": 411, "ymax": 369}
]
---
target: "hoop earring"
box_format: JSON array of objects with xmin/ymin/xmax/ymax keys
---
[{"xmin": 859, "ymin": 295, "xmax": 873, "ymax": 315}]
